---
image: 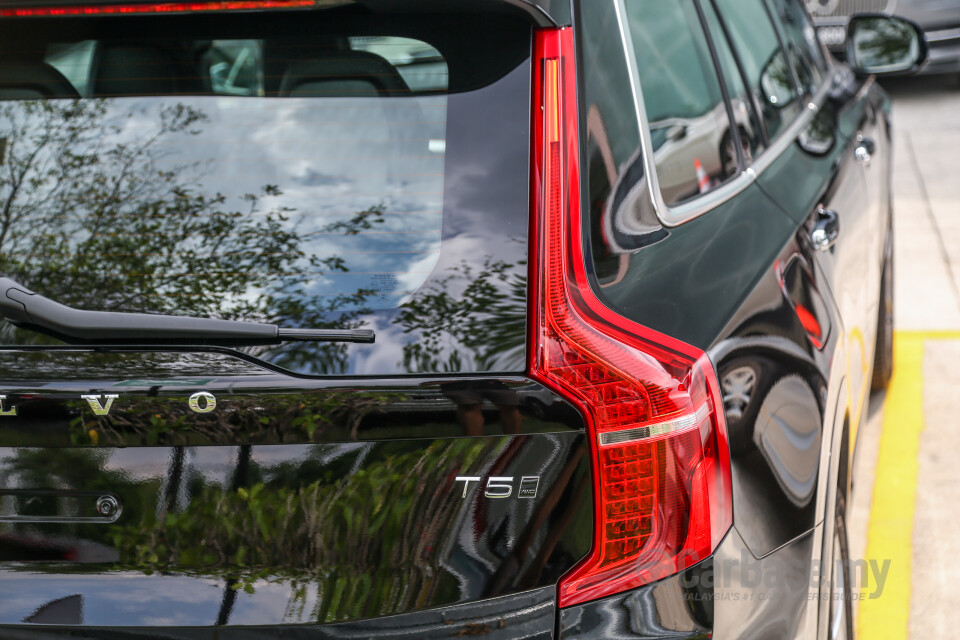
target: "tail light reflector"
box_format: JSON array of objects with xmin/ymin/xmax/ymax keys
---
[{"xmin": 528, "ymin": 28, "xmax": 733, "ymax": 609}]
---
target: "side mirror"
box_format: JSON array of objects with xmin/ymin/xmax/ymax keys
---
[
  {"xmin": 760, "ymin": 50, "xmax": 796, "ymax": 110},
  {"xmin": 846, "ymin": 14, "xmax": 927, "ymax": 76}
]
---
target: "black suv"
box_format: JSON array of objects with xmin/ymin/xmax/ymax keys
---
[{"xmin": 0, "ymin": 1, "xmax": 923, "ymax": 638}]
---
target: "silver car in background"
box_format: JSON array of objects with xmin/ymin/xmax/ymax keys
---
[{"xmin": 809, "ymin": 0, "xmax": 960, "ymax": 76}]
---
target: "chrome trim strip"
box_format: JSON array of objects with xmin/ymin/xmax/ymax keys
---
[
  {"xmin": 611, "ymin": 0, "xmax": 662, "ymax": 224},
  {"xmin": 0, "ymin": 491, "xmax": 122, "ymax": 524},
  {"xmin": 598, "ymin": 403, "xmax": 709, "ymax": 447},
  {"xmin": 747, "ymin": 96, "xmax": 819, "ymax": 177},
  {"xmin": 741, "ymin": 78, "xmax": 834, "ymax": 182},
  {"xmin": 855, "ymin": 73, "xmax": 876, "ymax": 101},
  {"xmin": 664, "ymin": 171, "xmax": 755, "ymax": 225},
  {"xmin": 0, "ymin": 515, "xmax": 120, "ymax": 524},
  {"xmin": 926, "ymin": 27, "xmax": 960, "ymax": 43}
]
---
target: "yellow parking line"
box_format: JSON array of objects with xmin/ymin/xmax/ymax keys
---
[
  {"xmin": 858, "ymin": 332, "xmax": 926, "ymax": 639},
  {"xmin": 896, "ymin": 329, "xmax": 960, "ymax": 341}
]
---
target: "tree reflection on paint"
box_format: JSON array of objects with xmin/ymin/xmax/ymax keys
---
[{"xmin": 109, "ymin": 437, "xmax": 504, "ymax": 622}]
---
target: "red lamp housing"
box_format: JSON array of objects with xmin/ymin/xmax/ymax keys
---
[{"xmin": 527, "ymin": 27, "xmax": 733, "ymax": 609}]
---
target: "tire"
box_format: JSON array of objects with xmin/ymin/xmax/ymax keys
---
[
  {"xmin": 829, "ymin": 492, "xmax": 854, "ymax": 640},
  {"xmin": 718, "ymin": 356, "xmax": 780, "ymax": 454},
  {"xmin": 871, "ymin": 236, "xmax": 893, "ymax": 391}
]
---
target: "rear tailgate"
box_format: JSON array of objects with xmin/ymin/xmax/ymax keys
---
[
  {"xmin": 0, "ymin": 1, "xmax": 593, "ymax": 633},
  {"xmin": 0, "ymin": 353, "xmax": 590, "ymax": 630}
]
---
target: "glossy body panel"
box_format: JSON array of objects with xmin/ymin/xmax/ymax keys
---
[
  {"xmin": 559, "ymin": 527, "xmax": 819, "ymax": 640},
  {"xmin": 518, "ymin": 0, "xmax": 572, "ymax": 26},
  {"xmin": 0, "ymin": 354, "xmax": 584, "ymax": 446},
  {"xmin": 706, "ymin": 216, "xmax": 838, "ymax": 557},
  {"xmin": 0, "ymin": 0, "xmax": 896, "ymax": 636},
  {"xmin": 755, "ymin": 74, "xmax": 885, "ymax": 436},
  {"xmin": 588, "ymin": 181, "xmax": 798, "ymax": 351},
  {"xmin": 559, "ymin": 561, "xmax": 712, "ymax": 639},
  {"xmin": 0, "ymin": 352, "xmax": 592, "ymax": 627},
  {"xmin": 858, "ymin": 79, "xmax": 894, "ymax": 315},
  {"xmin": 574, "ymin": 0, "xmax": 889, "ymax": 637},
  {"xmin": 0, "ymin": 586, "xmax": 557, "ymax": 638},
  {"xmin": 0, "ymin": 434, "xmax": 591, "ymax": 625},
  {"xmin": 712, "ymin": 526, "xmax": 818, "ymax": 640}
]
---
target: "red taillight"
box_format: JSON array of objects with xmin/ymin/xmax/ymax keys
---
[
  {"xmin": 0, "ymin": 0, "xmax": 313, "ymax": 17},
  {"xmin": 528, "ymin": 28, "xmax": 733, "ymax": 609}
]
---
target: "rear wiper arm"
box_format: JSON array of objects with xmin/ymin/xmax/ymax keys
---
[{"xmin": 0, "ymin": 278, "xmax": 374, "ymax": 346}]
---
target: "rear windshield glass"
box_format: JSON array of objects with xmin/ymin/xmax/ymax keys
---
[{"xmin": 0, "ymin": 5, "xmax": 533, "ymax": 376}]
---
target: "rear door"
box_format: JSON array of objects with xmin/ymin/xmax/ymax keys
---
[
  {"xmin": 752, "ymin": 0, "xmax": 877, "ymax": 426},
  {"xmin": 0, "ymin": 4, "xmax": 595, "ymax": 632}
]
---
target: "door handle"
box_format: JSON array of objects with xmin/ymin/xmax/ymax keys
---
[
  {"xmin": 855, "ymin": 134, "xmax": 875, "ymax": 166},
  {"xmin": 811, "ymin": 208, "xmax": 840, "ymax": 252}
]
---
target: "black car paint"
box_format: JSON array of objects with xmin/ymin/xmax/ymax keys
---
[
  {"xmin": 1, "ymin": 589, "xmax": 561, "ymax": 639},
  {"xmin": 573, "ymin": 4, "xmax": 887, "ymax": 639},
  {"xmin": 0, "ymin": 356, "xmax": 593, "ymax": 626},
  {"xmin": 0, "ymin": 1, "xmax": 893, "ymax": 639}
]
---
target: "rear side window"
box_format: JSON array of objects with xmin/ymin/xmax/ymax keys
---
[
  {"xmin": 699, "ymin": 0, "xmax": 768, "ymax": 163},
  {"xmin": 624, "ymin": 0, "xmax": 738, "ymax": 206},
  {"xmin": 766, "ymin": 0, "xmax": 829, "ymax": 95},
  {"xmin": 0, "ymin": 7, "xmax": 533, "ymax": 376},
  {"xmin": 713, "ymin": 0, "xmax": 803, "ymax": 141}
]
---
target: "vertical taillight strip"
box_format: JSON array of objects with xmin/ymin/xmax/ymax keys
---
[{"xmin": 528, "ymin": 27, "xmax": 733, "ymax": 609}]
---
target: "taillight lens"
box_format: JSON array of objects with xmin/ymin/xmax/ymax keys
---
[{"xmin": 528, "ymin": 28, "xmax": 732, "ymax": 608}]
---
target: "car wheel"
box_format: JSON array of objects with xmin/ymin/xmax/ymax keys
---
[
  {"xmin": 829, "ymin": 491, "xmax": 854, "ymax": 640},
  {"xmin": 871, "ymin": 236, "xmax": 893, "ymax": 391},
  {"xmin": 719, "ymin": 356, "xmax": 780, "ymax": 454}
]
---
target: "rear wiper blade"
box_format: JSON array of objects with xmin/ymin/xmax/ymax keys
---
[{"xmin": 0, "ymin": 278, "xmax": 374, "ymax": 346}]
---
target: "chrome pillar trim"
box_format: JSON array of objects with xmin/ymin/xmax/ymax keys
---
[
  {"xmin": 742, "ymin": 79, "xmax": 834, "ymax": 179},
  {"xmin": 926, "ymin": 26, "xmax": 960, "ymax": 43}
]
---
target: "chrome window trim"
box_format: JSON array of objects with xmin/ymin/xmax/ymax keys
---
[
  {"xmin": 613, "ymin": 0, "xmax": 833, "ymax": 227},
  {"xmin": 927, "ymin": 27, "xmax": 960, "ymax": 43},
  {"xmin": 747, "ymin": 85, "xmax": 829, "ymax": 177}
]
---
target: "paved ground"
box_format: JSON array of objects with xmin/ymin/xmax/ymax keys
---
[
  {"xmin": 847, "ymin": 73, "xmax": 960, "ymax": 639},
  {"xmin": 886, "ymin": 74, "xmax": 960, "ymax": 329}
]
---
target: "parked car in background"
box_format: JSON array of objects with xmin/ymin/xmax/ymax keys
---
[
  {"xmin": 810, "ymin": 0, "xmax": 960, "ymax": 76},
  {"xmin": 0, "ymin": 0, "xmax": 924, "ymax": 638}
]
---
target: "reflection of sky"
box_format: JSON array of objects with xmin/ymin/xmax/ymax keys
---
[
  {"xmin": 0, "ymin": 58, "xmax": 532, "ymax": 375},
  {"xmin": 99, "ymin": 94, "xmax": 447, "ymax": 309}
]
